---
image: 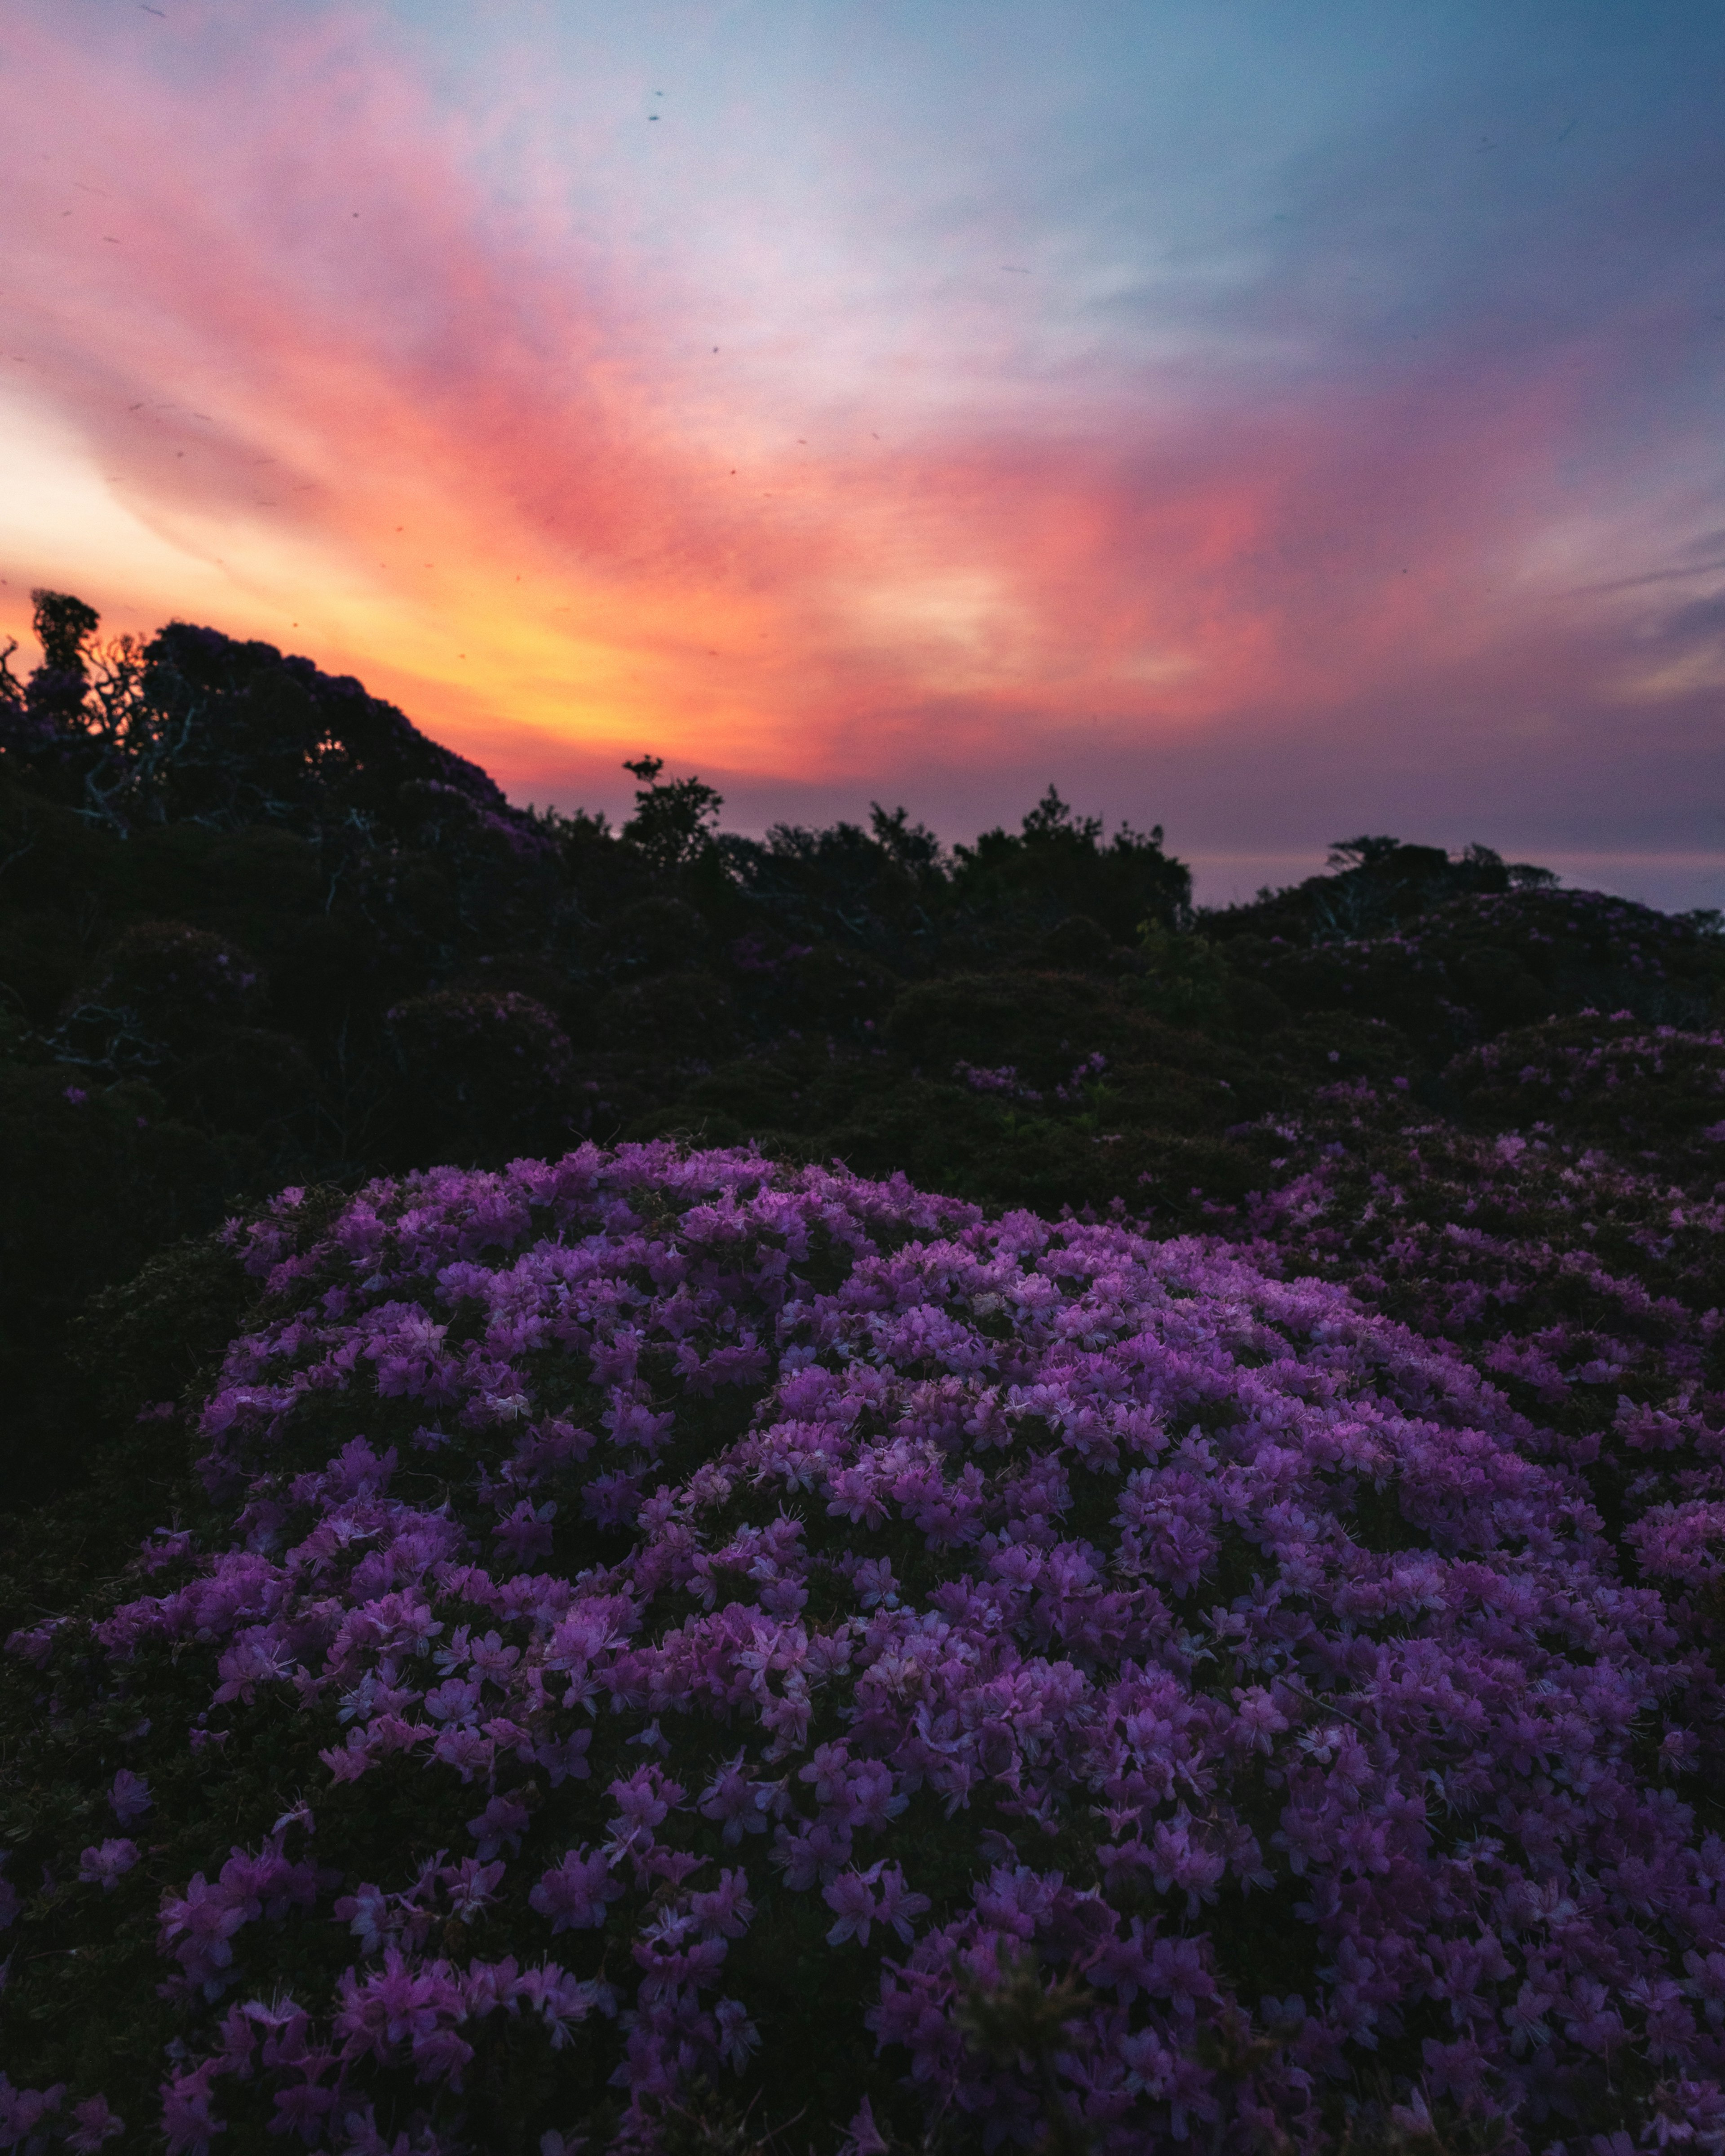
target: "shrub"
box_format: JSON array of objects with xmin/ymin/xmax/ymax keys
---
[
  {"xmin": 761, "ymin": 945, "xmax": 902, "ymax": 1038},
  {"xmin": 0, "ymin": 906, "xmax": 85, "ymax": 1024},
  {"xmin": 4, "ymin": 1146, "xmax": 1724, "ymax": 2151},
  {"xmin": 1235, "ymin": 890, "xmax": 1725, "ymax": 1056},
  {"xmin": 594, "ymin": 973, "xmax": 742, "ymax": 1061},
  {"xmin": 159, "ymin": 1025, "xmax": 321, "ymax": 1139},
  {"xmin": 69, "ymin": 921, "xmax": 266, "ymax": 1051},
  {"xmin": 0, "ymin": 1068, "xmax": 250, "ymax": 1509},
  {"xmin": 950, "ymin": 788, "xmax": 1191, "ymax": 942},
  {"xmin": 384, "ymin": 990, "xmax": 575, "ymax": 1165},
  {"xmin": 1208, "ymin": 1070, "xmax": 1725, "ymax": 1606},
  {"xmin": 588, "ymin": 900, "xmax": 712, "ymax": 984},
  {"xmin": 1446, "ymin": 1013, "xmax": 1725, "ymax": 1169},
  {"xmin": 1135, "ymin": 928, "xmax": 1231, "ymax": 1026},
  {"xmin": 885, "ymin": 972, "xmax": 1119, "ymax": 1079},
  {"xmin": 1034, "ymin": 915, "xmax": 1119, "ymax": 974}
]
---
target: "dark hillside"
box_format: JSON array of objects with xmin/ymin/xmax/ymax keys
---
[
  {"xmin": 4, "ymin": 589, "xmax": 1722, "ymax": 1513},
  {"xmin": 4, "ymin": 590, "xmax": 1725, "ymax": 2152}
]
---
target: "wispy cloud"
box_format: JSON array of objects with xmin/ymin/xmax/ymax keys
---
[{"xmin": 1, "ymin": 0, "xmax": 1721, "ymax": 860}]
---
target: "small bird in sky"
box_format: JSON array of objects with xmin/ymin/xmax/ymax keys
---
[{"xmin": 138, "ymin": 3, "xmax": 165, "ymax": 14}]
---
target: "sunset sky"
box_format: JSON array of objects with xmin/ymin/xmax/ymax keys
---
[{"xmin": 3, "ymin": 0, "xmax": 1722, "ymax": 906}]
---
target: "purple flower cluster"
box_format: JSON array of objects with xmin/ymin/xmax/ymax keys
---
[
  {"xmin": 1213, "ymin": 1065, "xmax": 1725, "ymax": 1638},
  {"xmin": 1450, "ymin": 1015, "xmax": 1725, "ymax": 1162},
  {"xmin": 956, "ymin": 1051, "xmax": 1109, "ymax": 1107},
  {"xmin": 955, "ymin": 1060, "xmax": 1042, "ymax": 1100},
  {"xmin": 7, "ymin": 1141, "xmax": 1725, "ymax": 2150}
]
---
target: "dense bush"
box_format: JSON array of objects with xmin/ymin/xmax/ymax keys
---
[
  {"xmin": 1446, "ymin": 1014, "xmax": 1725, "ymax": 1168},
  {"xmin": 4, "ymin": 594, "xmax": 1296, "ymax": 1493},
  {"xmin": 592, "ymin": 974, "xmax": 743, "ymax": 1063},
  {"xmin": 1215, "ymin": 890, "xmax": 1725, "ymax": 1055},
  {"xmin": 1192, "ymin": 1070, "xmax": 1725, "ymax": 1613},
  {"xmin": 384, "ymin": 991, "xmax": 576, "ymax": 1166},
  {"xmin": 8, "ymin": 1145, "xmax": 1725, "ymax": 2153},
  {"xmin": 70, "ymin": 920, "xmax": 266, "ymax": 1039},
  {"xmin": 0, "ymin": 1067, "xmax": 252, "ymax": 1504}
]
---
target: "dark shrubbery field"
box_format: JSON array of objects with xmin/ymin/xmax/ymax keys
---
[{"xmin": 3, "ymin": 592, "xmax": 1724, "ymax": 2153}]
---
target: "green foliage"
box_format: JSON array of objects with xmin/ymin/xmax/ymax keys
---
[
  {"xmin": 0, "ymin": 1070, "xmax": 250, "ymax": 1511},
  {"xmin": 621, "ymin": 755, "xmax": 726, "ymax": 873},
  {"xmin": 384, "ymin": 988, "xmax": 575, "ymax": 1166},
  {"xmin": 1135, "ymin": 923, "xmax": 1230, "ymax": 1024},
  {"xmin": 587, "ymin": 896, "xmax": 712, "ymax": 981},
  {"xmin": 593, "ymin": 971, "xmax": 743, "ymax": 1060},
  {"xmin": 32, "ymin": 588, "xmax": 102, "ymax": 674},
  {"xmin": 949, "ymin": 785, "xmax": 1191, "ymax": 944}
]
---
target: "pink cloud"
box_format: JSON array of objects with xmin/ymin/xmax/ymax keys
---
[{"xmin": 1, "ymin": 4, "xmax": 1719, "ymax": 863}]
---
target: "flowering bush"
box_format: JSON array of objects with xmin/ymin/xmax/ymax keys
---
[
  {"xmin": 5, "ymin": 1143, "xmax": 1725, "ymax": 2152},
  {"xmin": 1446, "ymin": 1014, "xmax": 1725, "ymax": 1171},
  {"xmin": 1203, "ymin": 1071, "xmax": 1725, "ymax": 1684},
  {"xmin": 55, "ymin": 920, "xmax": 267, "ymax": 1076}
]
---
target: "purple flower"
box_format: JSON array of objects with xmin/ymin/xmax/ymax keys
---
[
  {"xmin": 772, "ymin": 1819, "xmax": 853, "ymax": 1892},
  {"xmin": 440, "ymin": 1857, "xmax": 505, "ymax": 1921},
  {"xmin": 465, "ymin": 1794, "xmax": 530, "ymax": 1860},
  {"xmin": 109, "ymin": 1776, "xmax": 152, "ymax": 1828},
  {"xmin": 78, "ymin": 1839, "xmax": 139, "ymax": 1892},
  {"xmin": 713, "ymin": 1997, "xmax": 761, "ymax": 2072},
  {"xmin": 823, "ymin": 1868, "xmax": 880, "ymax": 1947},
  {"xmin": 841, "ymin": 2097, "xmax": 893, "ymax": 2156},
  {"xmin": 689, "ymin": 1869, "xmax": 755, "ymax": 1940},
  {"xmin": 66, "ymin": 2094, "xmax": 126, "ymax": 2152},
  {"xmin": 0, "ymin": 2079, "xmax": 66, "ymax": 2145},
  {"xmin": 697, "ymin": 1754, "xmax": 775, "ymax": 1845},
  {"xmin": 16, "ymin": 1136, "xmax": 1725, "ymax": 2149},
  {"xmin": 160, "ymin": 2059, "xmax": 223, "ymax": 2153},
  {"xmin": 528, "ymin": 1848, "xmax": 620, "ymax": 1933},
  {"xmin": 873, "ymin": 1864, "xmax": 930, "ymax": 1943}
]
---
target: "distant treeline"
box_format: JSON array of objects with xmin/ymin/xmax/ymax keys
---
[{"xmin": 4, "ymin": 586, "xmax": 1722, "ymax": 1506}]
